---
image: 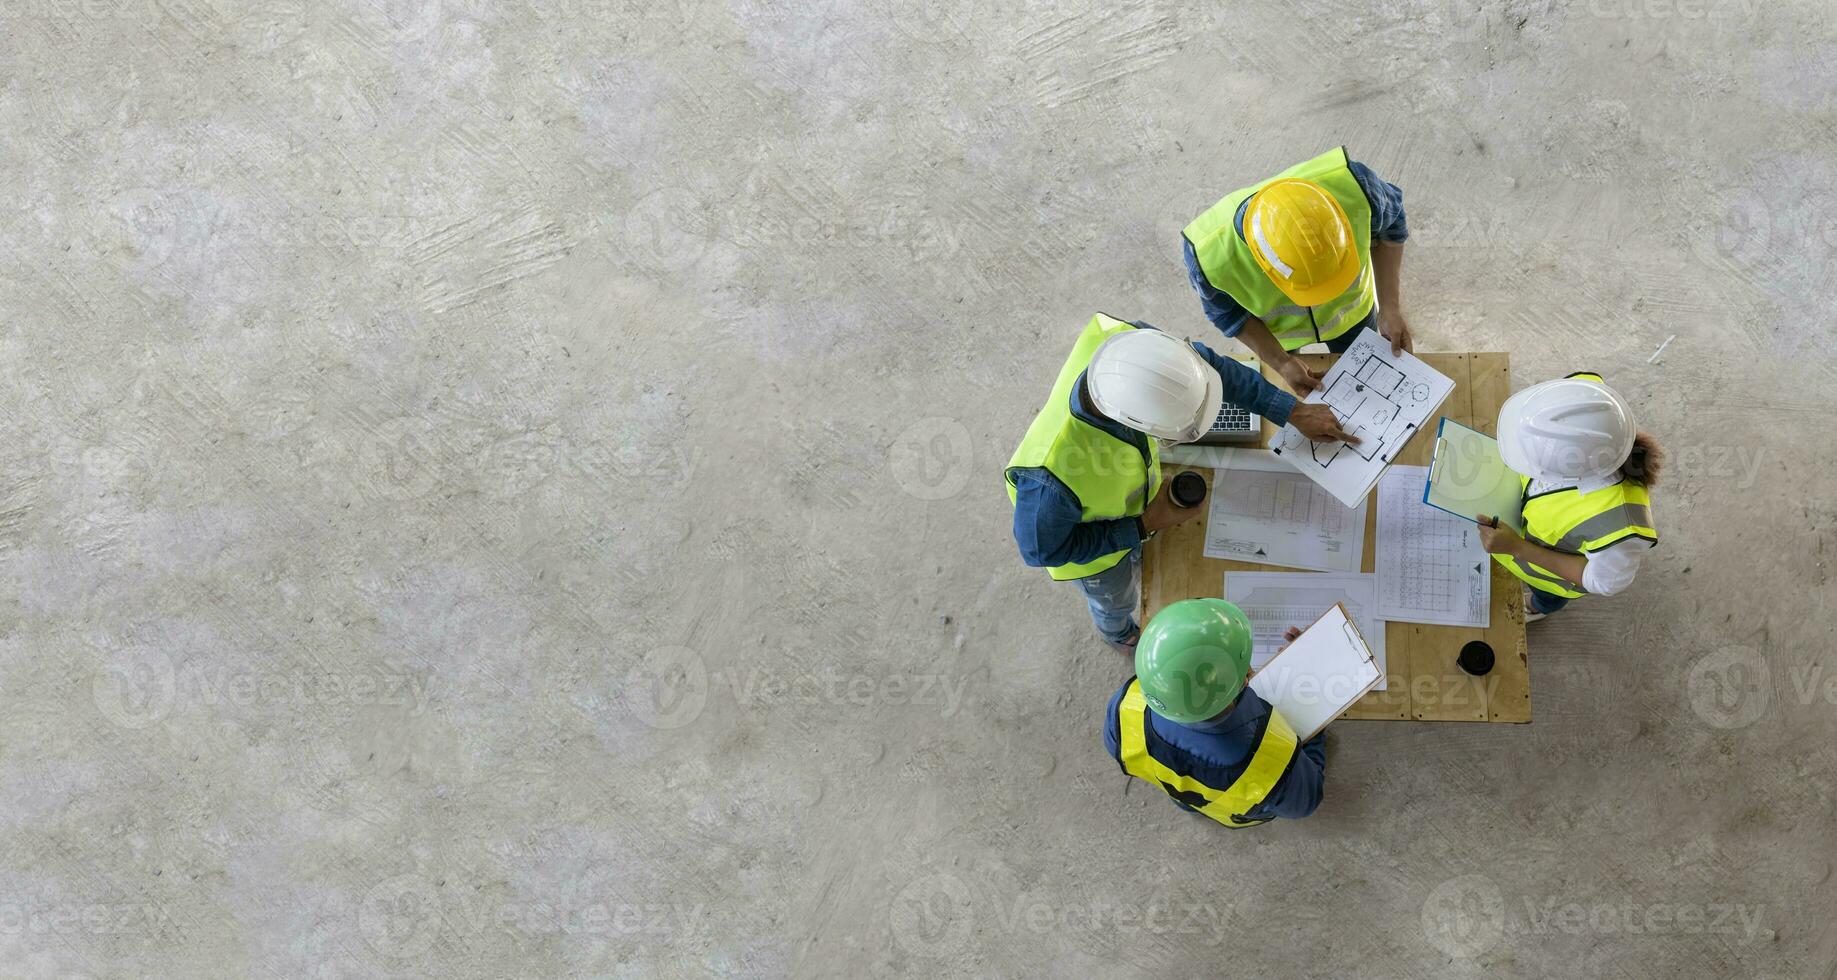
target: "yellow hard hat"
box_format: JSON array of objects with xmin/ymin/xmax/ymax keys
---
[{"xmin": 1244, "ymin": 179, "xmax": 1360, "ymax": 307}]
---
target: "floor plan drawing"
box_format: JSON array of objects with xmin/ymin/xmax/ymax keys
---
[{"xmin": 1271, "ymin": 329, "xmax": 1455, "ymax": 507}]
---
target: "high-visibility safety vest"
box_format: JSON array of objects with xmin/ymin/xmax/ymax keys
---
[
  {"xmin": 1183, "ymin": 147, "xmax": 1377, "ymax": 351},
  {"xmin": 1005, "ymin": 314, "xmax": 1161, "ymax": 581},
  {"xmin": 1494, "ymin": 373, "xmax": 1660, "ymax": 598},
  {"xmin": 1114, "ymin": 678, "xmax": 1299, "ymax": 828}
]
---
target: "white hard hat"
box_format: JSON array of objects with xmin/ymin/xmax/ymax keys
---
[
  {"xmin": 1497, "ymin": 375, "xmax": 1636, "ymax": 487},
  {"xmin": 1086, "ymin": 330, "xmax": 1223, "ymax": 444}
]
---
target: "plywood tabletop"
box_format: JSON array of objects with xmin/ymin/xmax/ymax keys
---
[{"xmin": 1140, "ymin": 351, "xmax": 1531, "ymax": 724}]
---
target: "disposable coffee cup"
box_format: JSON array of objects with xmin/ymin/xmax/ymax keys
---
[
  {"xmin": 1171, "ymin": 471, "xmax": 1207, "ymax": 509},
  {"xmin": 1456, "ymin": 641, "xmax": 1495, "ymax": 676}
]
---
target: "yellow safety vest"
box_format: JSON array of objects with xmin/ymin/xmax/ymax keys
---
[
  {"xmin": 1114, "ymin": 678, "xmax": 1299, "ymax": 828},
  {"xmin": 1005, "ymin": 314, "xmax": 1161, "ymax": 581},
  {"xmin": 1183, "ymin": 147, "xmax": 1378, "ymax": 351},
  {"xmin": 1494, "ymin": 373, "xmax": 1660, "ymax": 598}
]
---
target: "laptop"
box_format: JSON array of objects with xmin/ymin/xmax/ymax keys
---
[{"xmin": 1196, "ymin": 355, "xmax": 1264, "ymax": 445}]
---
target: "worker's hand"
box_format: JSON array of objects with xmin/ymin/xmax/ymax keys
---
[
  {"xmin": 1288, "ymin": 404, "xmax": 1360, "ymax": 445},
  {"xmin": 1140, "ymin": 478, "xmax": 1202, "ymax": 533},
  {"xmin": 1276, "ymin": 626, "xmax": 1303, "ymax": 652},
  {"xmin": 1379, "ymin": 308, "xmax": 1413, "ymax": 355},
  {"xmin": 1276, "ymin": 357, "xmax": 1321, "ymax": 397},
  {"xmin": 1477, "ymin": 516, "xmax": 1524, "ymax": 556}
]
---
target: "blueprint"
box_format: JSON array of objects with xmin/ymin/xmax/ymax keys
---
[
  {"xmin": 1225, "ymin": 571, "xmax": 1387, "ymax": 690},
  {"xmin": 1376, "ymin": 465, "xmax": 1491, "ymax": 628},
  {"xmin": 1270, "ymin": 329, "xmax": 1454, "ymax": 508},
  {"xmin": 1203, "ymin": 449, "xmax": 1366, "ymax": 572}
]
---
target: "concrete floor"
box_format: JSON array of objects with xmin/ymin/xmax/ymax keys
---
[{"xmin": 1, "ymin": 0, "xmax": 1833, "ymax": 976}]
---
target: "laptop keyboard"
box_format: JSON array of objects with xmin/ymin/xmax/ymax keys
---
[{"xmin": 1211, "ymin": 404, "xmax": 1254, "ymax": 433}]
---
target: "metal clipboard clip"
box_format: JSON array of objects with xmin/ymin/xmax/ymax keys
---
[{"xmin": 1427, "ymin": 436, "xmax": 1450, "ymax": 485}]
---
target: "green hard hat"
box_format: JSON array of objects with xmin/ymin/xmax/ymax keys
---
[{"xmin": 1135, "ymin": 599, "xmax": 1254, "ymax": 723}]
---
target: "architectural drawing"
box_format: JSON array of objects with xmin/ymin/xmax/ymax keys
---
[{"xmin": 1271, "ymin": 329, "xmax": 1454, "ymax": 507}]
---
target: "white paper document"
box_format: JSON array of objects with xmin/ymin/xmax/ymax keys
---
[
  {"xmin": 1376, "ymin": 465, "xmax": 1491, "ymax": 628},
  {"xmin": 1158, "ymin": 443, "xmax": 1233, "ymax": 469},
  {"xmin": 1247, "ymin": 603, "xmax": 1382, "ymax": 742},
  {"xmin": 1224, "ymin": 571, "xmax": 1387, "ymax": 691},
  {"xmin": 1203, "ymin": 449, "xmax": 1366, "ymax": 572},
  {"xmin": 1269, "ymin": 329, "xmax": 1455, "ymax": 508}
]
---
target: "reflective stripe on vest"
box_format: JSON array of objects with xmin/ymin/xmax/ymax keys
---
[
  {"xmin": 1005, "ymin": 314, "xmax": 1161, "ymax": 581},
  {"xmin": 1115, "ymin": 678, "xmax": 1298, "ymax": 828},
  {"xmin": 1550, "ymin": 503, "xmax": 1656, "ymax": 552},
  {"xmin": 1183, "ymin": 147, "xmax": 1377, "ymax": 352},
  {"xmin": 1502, "ymin": 553, "xmax": 1585, "ymax": 597},
  {"xmin": 1498, "ymin": 482, "xmax": 1658, "ymax": 598}
]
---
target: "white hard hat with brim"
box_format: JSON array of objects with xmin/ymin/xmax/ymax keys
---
[
  {"xmin": 1087, "ymin": 331, "xmax": 1223, "ymax": 444},
  {"xmin": 1497, "ymin": 377, "xmax": 1635, "ymax": 486}
]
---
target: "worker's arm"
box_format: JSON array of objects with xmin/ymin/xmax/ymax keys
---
[
  {"xmin": 1132, "ymin": 321, "xmax": 1344, "ymax": 439},
  {"xmin": 1102, "ymin": 684, "xmax": 1127, "ymax": 768},
  {"xmin": 1373, "ymin": 242, "xmax": 1410, "ymax": 354},
  {"xmin": 1184, "ymin": 340, "xmax": 1295, "ymax": 426},
  {"xmin": 1010, "ymin": 468, "xmax": 1142, "ymax": 568},
  {"xmin": 1190, "ymin": 339, "xmax": 1358, "ymax": 444},
  {"xmin": 1576, "ymin": 539, "xmax": 1648, "ymax": 596},
  {"xmin": 1235, "ymin": 318, "xmax": 1323, "ymax": 396},
  {"xmin": 1478, "ymin": 519, "xmax": 1588, "ymax": 588},
  {"xmin": 1350, "ymin": 159, "xmax": 1412, "ymax": 354}
]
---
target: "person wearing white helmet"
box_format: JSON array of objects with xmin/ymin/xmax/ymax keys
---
[
  {"xmin": 1006, "ymin": 314, "xmax": 1353, "ymax": 650},
  {"xmin": 1476, "ymin": 372, "xmax": 1663, "ymax": 620}
]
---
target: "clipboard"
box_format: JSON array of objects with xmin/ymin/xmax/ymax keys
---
[
  {"xmin": 1424, "ymin": 417, "xmax": 1525, "ymax": 533},
  {"xmin": 1246, "ymin": 603, "xmax": 1382, "ymax": 741}
]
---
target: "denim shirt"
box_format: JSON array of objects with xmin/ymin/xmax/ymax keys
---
[
  {"xmin": 1183, "ymin": 159, "xmax": 1409, "ymax": 339},
  {"xmin": 1008, "ymin": 323, "xmax": 1296, "ymax": 569}
]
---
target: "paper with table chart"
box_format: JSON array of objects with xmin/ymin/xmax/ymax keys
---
[
  {"xmin": 1202, "ymin": 449, "xmax": 1366, "ymax": 572},
  {"xmin": 1247, "ymin": 603, "xmax": 1382, "ymax": 741},
  {"xmin": 1224, "ymin": 571, "xmax": 1387, "ymax": 691},
  {"xmin": 1376, "ymin": 465, "xmax": 1492, "ymax": 628},
  {"xmin": 1270, "ymin": 329, "xmax": 1455, "ymax": 508}
]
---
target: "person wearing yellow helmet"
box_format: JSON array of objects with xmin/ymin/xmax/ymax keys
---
[
  {"xmin": 1182, "ymin": 147, "xmax": 1412, "ymax": 397},
  {"xmin": 1102, "ymin": 599, "xmax": 1327, "ymax": 827}
]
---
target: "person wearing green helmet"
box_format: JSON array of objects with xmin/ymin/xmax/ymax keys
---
[{"xmin": 1102, "ymin": 598, "xmax": 1328, "ymax": 826}]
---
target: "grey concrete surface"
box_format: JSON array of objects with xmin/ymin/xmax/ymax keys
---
[{"xmin": 0, "ymin": 0, "xmax": 1833, "ymax": 976}]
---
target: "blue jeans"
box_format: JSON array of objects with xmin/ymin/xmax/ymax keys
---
[
  {"xmin": 1528, "ymin": 590, "xmax": 1570, "ymax": 616},
  {"xmin": 1075, "ymin": 547, "xmax": 1141, "ymax": 643}
]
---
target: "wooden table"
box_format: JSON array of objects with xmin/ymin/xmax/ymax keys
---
[{"xmin": 1141, "ymin": 352, "xmax": 1531, "ymax": 723}]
